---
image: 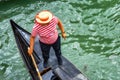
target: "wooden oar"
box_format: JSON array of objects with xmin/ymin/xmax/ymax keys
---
[{"xmin": 31, "ymin": 54, "xmax": 42, "ymax": 80}]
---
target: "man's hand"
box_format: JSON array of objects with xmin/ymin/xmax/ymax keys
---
[
  {"xmin": 28, "ymin": 47, "xmax": 33, "ymax": 56},
  {"xmin": 62, "ymin": 32, "xmax": 66, "ymax": 40}
]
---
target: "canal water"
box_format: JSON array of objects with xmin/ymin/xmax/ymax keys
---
[{"xmin": 0, "ymin": 0, "xmax": 120, "ymax": 80}]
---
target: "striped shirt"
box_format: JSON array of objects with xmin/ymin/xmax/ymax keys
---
[{"xmin": 31, "ymin": 16, "xmax": 58, "ymax": 44}]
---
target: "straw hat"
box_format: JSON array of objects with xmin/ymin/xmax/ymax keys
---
[{"xmin": 35, "ymin": 10, "xmax": 53, "ymax": 24}]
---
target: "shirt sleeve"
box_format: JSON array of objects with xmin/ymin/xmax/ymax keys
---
[
  {"xmin": 31, "ymin": 22, "xmax": 38, "ymax": 37},
  {"xmin": 54, "ymin": 16, "xmax": 59, "ymax": 24}
]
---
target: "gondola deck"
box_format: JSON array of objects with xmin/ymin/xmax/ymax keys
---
[{"xmin": 10, "ymin": 20, "xmax": 88, "ymax": 80}]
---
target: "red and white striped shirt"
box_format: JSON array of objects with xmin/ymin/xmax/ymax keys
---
[{"xmin": 31, "ymin": 16, "xmax": 58, "ymax": 44}]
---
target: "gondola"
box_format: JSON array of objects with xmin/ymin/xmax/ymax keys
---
[{"xmin": 10, "ymin": 20, "xmax": 88, "ymax": 80}]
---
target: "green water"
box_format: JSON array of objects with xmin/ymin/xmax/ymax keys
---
[{"xmin": 0, "ymin": 0, "xmax": 120, "ymax": 80}]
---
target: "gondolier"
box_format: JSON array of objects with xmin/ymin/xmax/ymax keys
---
[{"xmin": 28, "ymin": 10, "xmax": 66, "ymax": 68}]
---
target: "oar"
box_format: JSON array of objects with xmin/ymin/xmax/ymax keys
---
[{"xmin": 30, "ymin": 54, "xmax": 42, "ymax": 80}]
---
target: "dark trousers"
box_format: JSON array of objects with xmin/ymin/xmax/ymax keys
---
[{"xmin": 39, "ymin": 36, "xmax": 62, "ymax": 64}]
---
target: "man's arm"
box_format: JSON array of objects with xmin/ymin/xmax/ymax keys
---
[
  {"xmin": 28, "ymin": 36, "xmax": 35, "ymax": 55},
  {"xmin": 58, "ymin": 19, "xmax": 66, "ymax": 39}
]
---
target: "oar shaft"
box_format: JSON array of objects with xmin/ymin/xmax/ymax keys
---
[{"xmin": 31, "ymin": 55, "xmax": 42, "ymax": 80}]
